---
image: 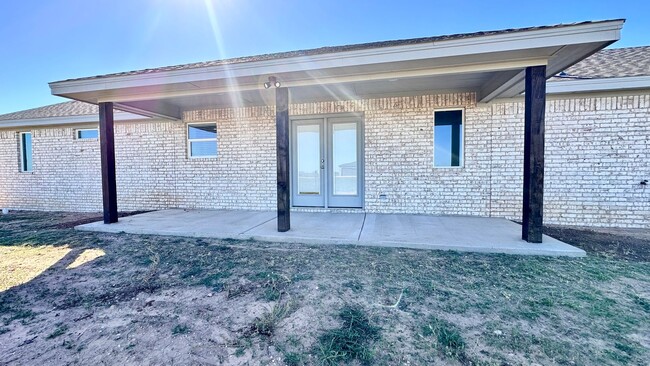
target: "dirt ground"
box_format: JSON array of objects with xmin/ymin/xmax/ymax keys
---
[
  {"xmin": 543, "ymin": 224, "xmax": 650, "ymax": 262},
  {"xmin": 1, "ymin": 211, "xmax": 649, "ymax": 365}
]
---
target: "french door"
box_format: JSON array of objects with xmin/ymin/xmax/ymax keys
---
[{"xmin": 291, "ymin": 116, "xmax": 363, "ymax": 208}]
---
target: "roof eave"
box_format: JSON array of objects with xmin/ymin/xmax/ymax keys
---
[
  {"xmin": 0, "ymin": 112, "xmax": 149, "ymax": 129},
  {"xmin": 49, "ymin": 20, "xmax": 625, "ymax": 103},
  {"xmin": 546, "ymin": 75, "xmax": 650, "ymax": 94}
]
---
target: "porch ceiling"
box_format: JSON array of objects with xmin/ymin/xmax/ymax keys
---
[
  {"xmin": 131, "ymin": 70, "xmax": 504, "ymax": 111},
  {"xmin": 49, "ymin": 20, "xmax": 624, "ymax": 120}
]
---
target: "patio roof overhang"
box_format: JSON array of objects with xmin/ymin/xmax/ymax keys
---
[
  {"xmin": 53, "ymin": 20, "xmax": 625, "ymax": 242},
  {"xmin": 49, "ymin": 20, "xmax": 624, "ymax": 120}
]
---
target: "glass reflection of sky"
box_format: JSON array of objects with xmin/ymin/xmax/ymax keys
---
[
  {"xmin": 434, "ymin": 112, "xmax": 463, "ymax": 167},
  {"xmin": 297, "ymin": 123, "xmax": 358, "ymax": 195},
  {"xmin": 298, "ymin": 125, "xmax": 357, "ymax": 172},
  {"xmin": 22, "ymin": 133, "xmax": 33, "ymax": 171}
]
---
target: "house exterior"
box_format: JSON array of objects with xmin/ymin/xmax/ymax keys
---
[{"xmin": 0, "ymin": 20, "xmax": 648, "ymax": 239}]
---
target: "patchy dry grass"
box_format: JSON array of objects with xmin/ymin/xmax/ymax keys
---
[
  {"xmin": 420, "ymin": 316, "xmax": 467, "ymax": 361},
  {"xmin": 316, "ymin": 304, "xmax": 381, "ymax": 365},
  {"xmin": 0, "ymin": 210, "xmax": 649, "ymax": 365}
]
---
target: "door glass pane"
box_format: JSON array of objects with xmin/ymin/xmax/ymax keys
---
[
  {"xmin": 297, "ymin": 124, "xmax": 320, "ymax": 195},
  {"xmin": 332, "ymin": 123, "xmax": 357, "ymax": 196}
]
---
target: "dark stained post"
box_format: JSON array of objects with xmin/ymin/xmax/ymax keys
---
[
  {"xmin": 276, "ymin": 87, "xmax": 290, "ymax": 232},
  {"xmin": 522, "ymin": 66, "xmax": 546, "ymax": 243},
  {"xmin": 99, "ymin": 102, "xmax": 118, "ymax": 224}
]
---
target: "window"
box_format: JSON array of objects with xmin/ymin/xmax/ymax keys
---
[
  {"xmin": 187, "ymin": 123, "xmax": 217, "ymax": 157},
  {"xmin": 434, "ymin": 110, "xmax": 463, "ymax": 167},
  {"xmin": 19, "ymin": 132, "xmax": 33, "ymax": 172},
  {"xmin": 76, "ymin": 129, "xmax": 98, "ymax": 139}
]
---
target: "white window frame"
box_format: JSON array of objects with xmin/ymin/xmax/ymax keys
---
[
  {"xmin": 187, "ymin": 122, "xmax": 218, "ymax": 159},
  {"xmin": 432, "ymin": 108, "xmax": 465, "ymax": 169},
  {"xmin": 75, "ymin": 128, "xmax": 99, "ymax": 140},
  {"xmin": 19, "ymin": 131, "xmax": 33, "ymax": 173}
]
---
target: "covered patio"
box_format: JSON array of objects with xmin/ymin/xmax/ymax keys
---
[
  {"xmin": 76, "ymin": 210, "xmax": 585, "ymax": 257},
  {"xmin": 50, "ymin": 20, "xmax": 624, "ymax": 246}
]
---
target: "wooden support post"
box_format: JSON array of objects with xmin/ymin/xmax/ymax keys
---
[
  {"xmin": 276, "ymin": 87, "xmax": 290, "ymax": 232},
  {"xmin": 99, "ymin": 102, "xmax": 118, "ymax": 224},
  {"xmin": 522, "ymin": 66, "xmax": 546, "ymax": 243}
]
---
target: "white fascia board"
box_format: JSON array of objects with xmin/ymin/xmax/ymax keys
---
[
  {"xmin": 96, "ymin": 58, "xmax": 549, "ymax": 103},
  {"xmin": 49, "ymin": 20, "xmax": 624, "ymax": 96},
  {"xmin": 0, "ymin": 112, "xmax": 148, "ymax": 129},
  {"xmin": 546, "ymin": 76, "xmax": 650, "ymax": 94}
]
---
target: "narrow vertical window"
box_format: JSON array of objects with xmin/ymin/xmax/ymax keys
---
[
  {"xmin": 20, "ymin": 132, "xmax": 33, "ymax": 172},
  {"xmin": 434, "ymin": 110, "xmax": 463, "ymax": 167},
  {"xmin": 187, "ymin": 123, "xmax": 217, "ymax": 158}
]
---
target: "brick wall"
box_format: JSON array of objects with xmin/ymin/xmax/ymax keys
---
[
  {"xmin": 0, "ymin": 92, "xmax": 648, "ymax": 228},
  {"xmin": 486, "ymin": 95, "xmax": 650, "ymax": 227},
  {"xmin": 0, "ymin": 127, "xmax": 102, "ymax": 212}
]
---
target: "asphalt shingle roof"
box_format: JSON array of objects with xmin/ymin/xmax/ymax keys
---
[
  {"xmin": 552, "ymin": 46, "xmax": 650, "ymax": 80},
  {"xmin": 0, "ymin": 101, "xmax": 130, "ymax": 122},
  {"xmin": 0, "ymin": 101, "xmax": 98, "ymax": 121}
]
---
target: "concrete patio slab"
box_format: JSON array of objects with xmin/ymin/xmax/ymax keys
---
[
  {"xmin": 76, "ymin": 209, "xmax": 586, "ymax": 257},
  {"xmin": 76, "ymin": 209, "xmax": 276, "ymax": 238},
  {"xmin": 359, "ymin": 214, "xmax": 584, "ymax": 256},
  {"xmin": 243, "ymin": 212, "xmax": 366, "ymax": 244}
]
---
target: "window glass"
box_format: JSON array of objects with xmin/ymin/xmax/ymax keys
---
[
  {"xmin": 21, "ymin": 132, "xmax": 33, "ymax": 172},
  {"xmin": 188, "ymin": 123, "xmax": 217, "ymax": 157},
  {"xmin": 188, "ymin": 124, "xmax": 217, "ymax": 139},
  {"xmin": 434, "ymin": 110, "xmax": 463, "ymax": 167},
  {"xmin": 77, "ymin": 129, "xmax": 98, "ymax": 139},
  {"xmin": 190, "ymin": 141, "xmax": 217, "ymax": 157}
]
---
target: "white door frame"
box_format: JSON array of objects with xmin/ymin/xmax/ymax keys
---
[
  {"xmin": 290, "ymin": 113, "xmax": 364, "ymax": 208},
  {"xmin": 291, "ymin": 118, "xmax": 326, "ymax": 207}
]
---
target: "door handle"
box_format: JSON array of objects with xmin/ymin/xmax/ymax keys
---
[{"xmin": 320, "ymin": 159, "xmax": 325, "ymax": 169}]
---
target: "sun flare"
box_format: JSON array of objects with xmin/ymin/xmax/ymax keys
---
[{"xmin": 0, "ymin": 246, "xmax": 70, "ymax": 292}]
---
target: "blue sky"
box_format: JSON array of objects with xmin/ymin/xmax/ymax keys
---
[{"xmin": 1, "ymin": 0, "xmax": 649, "ymax": 114}]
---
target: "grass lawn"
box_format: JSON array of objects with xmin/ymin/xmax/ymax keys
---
[{"xmin": 0, "ymin": 211, "xmax": 649, "ymax": 365}]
